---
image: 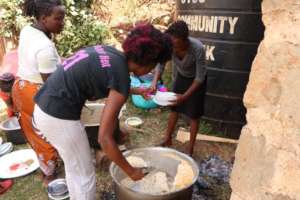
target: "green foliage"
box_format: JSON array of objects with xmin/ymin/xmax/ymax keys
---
[
  {"xmin": 63, "ymin": 0, "xmax": 93, "ymax": 9},
  {"xmin": 0, "ymin": 0, "xmax": 109, "ymax": 56},
  {"xmin": 56, "ymin": 1, "xmax": 109, "ymax": 56},
  {"xmin": 0, "ymin": 0, "xmax": 29, "ymax": 42}
]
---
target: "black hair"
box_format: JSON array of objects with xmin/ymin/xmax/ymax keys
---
[
  {"xmin": 166, "ymin": 20, "xmax": 189, "ymax": 40},
  {"xmin": 0, "ymin": 73, "xmax": 15, "ymax": 93},
  {"xmin": 122, "ymin": 24, "xmax": 173, "ymax": 66},
  {"xmin": 23, "ymin": 0, "xmax": 62, "ymax": 19}
]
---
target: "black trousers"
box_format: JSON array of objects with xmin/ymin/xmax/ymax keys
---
[{"xmin": 171, "ymin": 73, "xmax": 206, "ymax": 119}]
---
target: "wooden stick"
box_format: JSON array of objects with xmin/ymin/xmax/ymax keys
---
[{"xmin": 176, "ymin": 128, "xmax": 238, "ymax": 144}]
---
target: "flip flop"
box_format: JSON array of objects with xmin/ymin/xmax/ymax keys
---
[{"xmin": 0, "ymin": 179, "xmax": 13, "ymax": 195}]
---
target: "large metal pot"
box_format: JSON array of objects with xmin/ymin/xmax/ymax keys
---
[{"xmin": 109, "ymin": 147, "xmax": 199, "ymax": 200}]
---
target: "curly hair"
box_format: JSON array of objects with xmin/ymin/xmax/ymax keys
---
[
  {"xmin": 166, "ymin": 20, "xmax": 189, "ymax": 40},
  {"xmin": 122, "ymin": 24, "xmax": 173, "ymax": 66},
  {"xmin": 23, "ymin": 0, "xmax": 62, "ymax": 19}
]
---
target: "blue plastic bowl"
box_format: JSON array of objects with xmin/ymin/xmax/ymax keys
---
[{"xmin": 130, "ymin": 76, "xmax": 158, "ymax": 109}]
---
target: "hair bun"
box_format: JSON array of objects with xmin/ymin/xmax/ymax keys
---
[{"xmin": 0, "ymin": 73, "xmax": 15, "ymax": 82}]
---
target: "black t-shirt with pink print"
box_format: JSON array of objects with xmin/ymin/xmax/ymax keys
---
[{"xmin": 34, "ymin": 45, "xmax": 130, "ymax": 120}]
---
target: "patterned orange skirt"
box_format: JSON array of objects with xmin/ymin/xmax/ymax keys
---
[{"xmin": 12, "ymin": 79, "xmax": 58, "ymax": 176}]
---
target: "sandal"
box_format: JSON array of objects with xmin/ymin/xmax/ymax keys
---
[{"xmin": 0, "ymin": 179, "xmax": 13, "ymax": 195}]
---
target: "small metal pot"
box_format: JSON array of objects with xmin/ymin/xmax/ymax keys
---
[
  {"xmin": 0, "ymin": 117, "xmax": 26, "ymax": 144},
  {"xmin": 110, "ymin": 147, "xmax": 199, "ymax": 200}
]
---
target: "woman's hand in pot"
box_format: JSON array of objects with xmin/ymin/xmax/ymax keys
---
[{"xmin": 129, "ymin": 167, "xmax": 145, "ymax": 181}]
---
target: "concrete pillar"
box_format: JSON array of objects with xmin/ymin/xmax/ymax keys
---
[{"xmin": 230, "ymin": 0, "xmax": 300, "ymax": 199}]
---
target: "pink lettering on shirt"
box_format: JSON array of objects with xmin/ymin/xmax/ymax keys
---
[
  {"xmin": 94, "ymin": 45, "xmax": 106, "ymax": 54},
  {"xmin": 94, "ymin": 45, "xmax": 111, "ymax": 68},
  {"xmin": 63, "ymin": 50, "xmax": 89, "ymax": 71},
  {"xmin": 99, "ymin": 55, "xmax": 111, "ymax": 68}
]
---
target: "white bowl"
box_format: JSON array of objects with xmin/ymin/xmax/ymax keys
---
[{"xmin": 125, "ymin": 117, "xmax": 143, "ymax": 127}]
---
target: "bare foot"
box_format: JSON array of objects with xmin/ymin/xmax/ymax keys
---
[{"xmin": 41, "ymin": 174, "xmax": 56, "ymax": 187}]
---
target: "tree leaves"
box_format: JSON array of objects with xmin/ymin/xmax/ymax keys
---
[{"xmin": 0, "ymin": 0, "xmax": 109, "ymax": 56}]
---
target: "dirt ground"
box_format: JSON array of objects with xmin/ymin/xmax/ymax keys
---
[
  {"xmin": 0, "ymin": 100, "xmax": 237, "ymax": 200},
  {"xmin": 94, "ymin": 101, "xmax": 237, "ymax": 200}
]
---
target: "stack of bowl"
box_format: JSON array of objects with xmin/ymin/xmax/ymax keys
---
[
  {"xmin": 47, "ymin": 179, "xmax": 69, "ymax": 200},
  {"xmin": 0, "ymin": 142, "xmax": 13, "ymax": 156},
  {"xmin": 0, "ymin": 117, "xmax": 26, "ymax": 144}
]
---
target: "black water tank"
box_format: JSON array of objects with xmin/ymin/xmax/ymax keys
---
[{"xmin": 176, "ymin": 0, "xmax": 264, "ymax": 138}]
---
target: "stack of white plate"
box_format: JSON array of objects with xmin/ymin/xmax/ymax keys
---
[
  {"xmin": 0, "ymin": 142, "xmax": 13, "ymax": 156},
  {"xmin": 47, "ymin": 178, "xmax": 69, "ymax": 200},
  {"xmin": 152, "ymin": 91, "xmax": 177, "ymax": 106}
]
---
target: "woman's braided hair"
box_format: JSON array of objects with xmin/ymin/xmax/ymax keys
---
[{"xmin": 23, "ymin": 0, "xmax": 62, "ymax": 19}]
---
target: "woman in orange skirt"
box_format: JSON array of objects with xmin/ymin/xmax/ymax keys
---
[{"xmin": 12, "ymin": 0, "xmax": 65, "ymax": 182}]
